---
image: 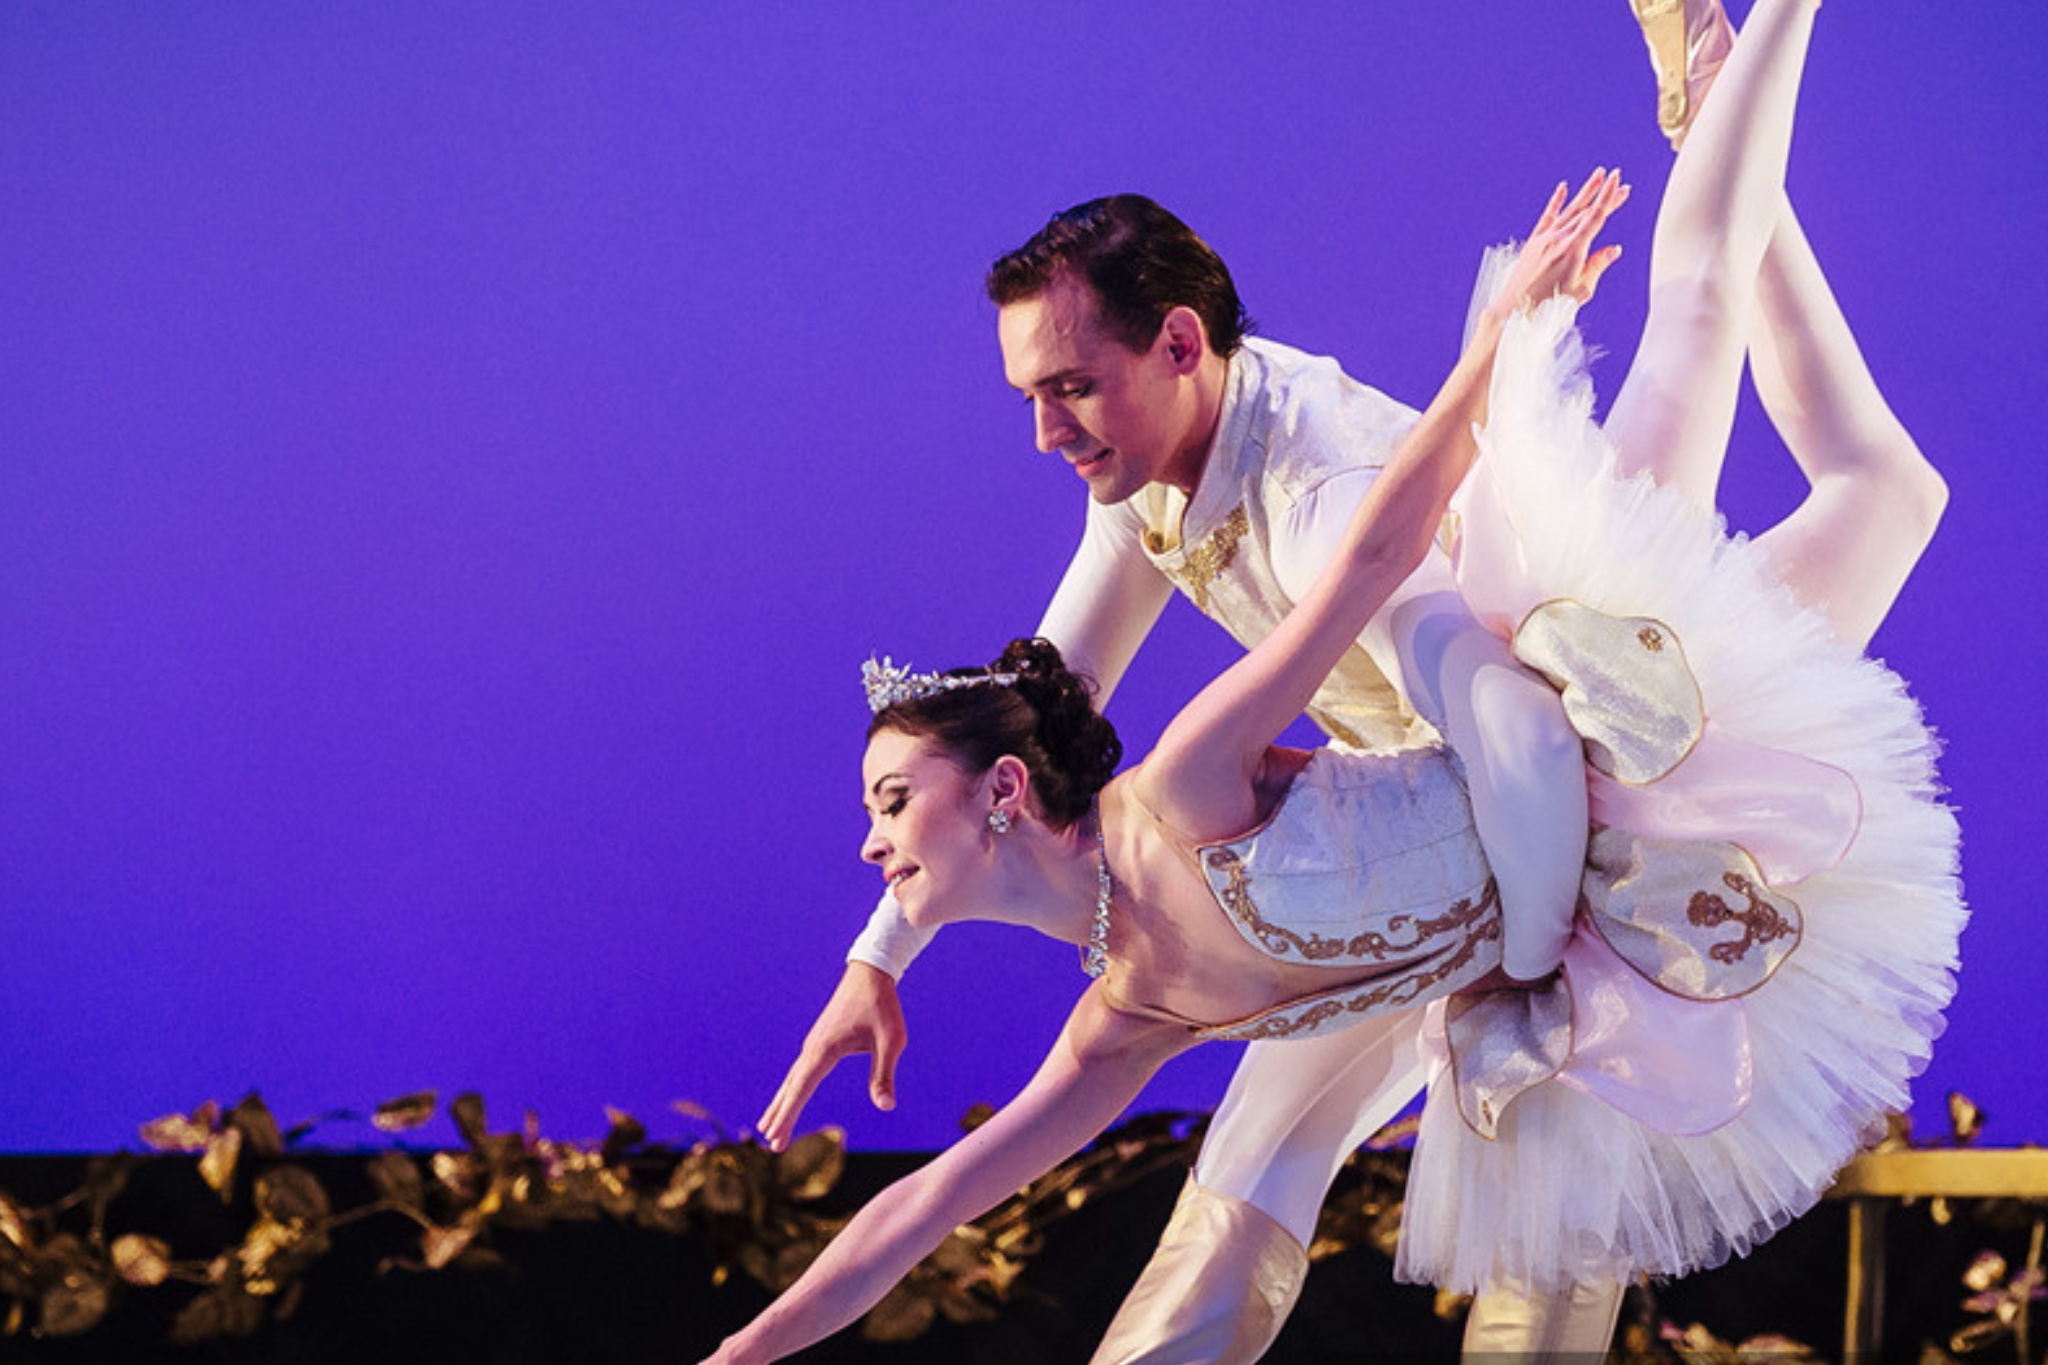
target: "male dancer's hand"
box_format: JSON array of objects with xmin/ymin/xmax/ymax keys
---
[{"xmin": 757, "ymin": 963, "xmax": 906, "ymax": 1152}]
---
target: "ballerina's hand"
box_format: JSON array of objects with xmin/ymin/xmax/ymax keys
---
[
  {"xmin": 757, "ymin": 962, "xmax": 907, "ymax": 1153},
  {"xmin": 1491, "ymin": 167, "xmax": 1631, "ymax": 318}
]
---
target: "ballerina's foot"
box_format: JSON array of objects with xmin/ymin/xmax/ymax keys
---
[{"xmin": 1629, "ymin": 0, "xmax": 1736, "ymax": 148}]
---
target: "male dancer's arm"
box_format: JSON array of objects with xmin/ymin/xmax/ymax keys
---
[{"xmin": 757, "ymin": 501, "xmax": 1173, "ymax": 1150}]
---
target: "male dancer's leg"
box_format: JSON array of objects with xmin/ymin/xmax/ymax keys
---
[{"xmin": 1088, "ymin": 1014, "xmax": 1426, "ymax": 1365}]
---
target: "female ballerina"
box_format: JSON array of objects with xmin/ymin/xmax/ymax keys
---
[{"xmin": 704, "ymin": 0, "xmax": 1960, "ymax": 1356}]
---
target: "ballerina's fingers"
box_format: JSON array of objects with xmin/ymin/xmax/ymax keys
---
[{"xmin": 1518, "ymin": 168, "xmax": 1631, "ymax": 307}]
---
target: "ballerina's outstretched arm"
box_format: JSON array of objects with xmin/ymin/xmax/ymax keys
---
[{"xmin": 706, "ymin": 986, "xmax": 1193, "ymax": 1365}]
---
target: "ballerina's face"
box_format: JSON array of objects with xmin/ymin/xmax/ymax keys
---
[{"xmin": 860, "ymin": 728, "xmax": 993, "ymax": 928}]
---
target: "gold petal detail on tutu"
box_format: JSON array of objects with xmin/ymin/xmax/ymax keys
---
[
  {"xmin": 1582, "ymin": 827, "xmax": 1802, "ymax": 1002},
  {"xmin": 1511, "ymin": 599, "xmax": 1704, "ymax": 785},
  {"xmin": 1444, "ymin": 974, "xmax": 1573, "ymax": 1141}
]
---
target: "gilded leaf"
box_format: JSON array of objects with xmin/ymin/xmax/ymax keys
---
[
  {"xmin": 169, "ymin": 1285, "xmax": 264, "ymax": 1344},
  {"xmin": 991, "ymin": 1222, "xmax": 1040, "ymax": 1256},
  {"xmin": 1875, "ymin": 1110, "xmax": 1915, "ymax": 1153},
  {"xmin": 236, "ymin": 1218, "xmax": 301, "ymax": 1292},
  {"xmin": 931, "ymin": 1227, "xmax": 986, "ymax": 1275},
  {"xmin": 200, "ymin": 1127, "xmax": 245, "ymax": 1200},
  {"xmin": 38, "ymin": 1268, "xmax": 110, "ymax": 1337},
  {"xmin": 672, "ymin": 1099, "xmax": 721, "ymax": 1131},
  {"xmin": 1950, "ymin": 1092, "xmax": 1986, "ymax": 1146},
  {"xmin": 936, "ymin": 1285, "xmax": 998, "ymax": 1324},
  {"xmin": 421, "ymin": 1219, "xmax": 480, "ymax": 1270},
  {"xmin": 372, "ymin": 1092, "xmax": 438, "ymax": 1133},
  {"xmin": 658, "ymin": 1152, "xmax": 708, "ymax": 1211},
  {"xmin": 450, "ymin": 1092, "xmax": 488, "ymax": 1149},
  {"xmin": 1963, "ymin": 1251, "xmax": 2009, "ymax": 1295},
  {"xmin": 229, "ymin": 1094, "xmax": 284, "ymax": 1157},
  {"xmin": 81, "ymin": 1154, "xmax": 134, "ymax": 1227},
  {"xmin": 169, "ymin": 1290, "xmax": 229, "ymax": 1346},
  {"xmin": 779, "ymin": 1128, "xmax": 845, "ymax": 1201},
  {"xmin": 255, "ymin": 1166, "xmax": 330, "ymax": 1225},
  {"xmin": 601, "ymin": 1107, "xmax": 647, "ymax": 1164},
  {"xmin": 861, "ymin": 1282, "xmax": 937, "ymax": 1342},
  {"xmin": 0, "ymin": 1194, "xmax": 31, "ymax": 1250},
  {"xmin": 367, "ymin": 1150, "xmax": 425, "ymax": 1209},
  {"xmin": 111, "ymin": 1234, "xmax": 172, "ymax": 1286},
  {"xmin": 701, "ymin": 1154, "xmax": 750, "ymax": 1216},
  {"xmin": 140, "ymin": 1101, "xmax": 219, "ymax": 1153},
  {"xmin": 431, "ymin": 1150, "xmax": 476, "ymax": 1198},
  {"xmin": 959, "ymin": 1104, "xmax": 996, "ymax": 1132},
  {"xmin": 769, "ymin": 1241, "xmax": 818, "ymax": 1291}
]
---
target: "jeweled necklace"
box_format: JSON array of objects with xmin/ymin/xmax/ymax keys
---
[{"xmin": 1082, "ymin": 808, "xmax": 1113, "ymax": 979}]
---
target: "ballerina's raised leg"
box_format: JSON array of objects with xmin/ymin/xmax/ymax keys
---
[
  {"xmin": 1628, "ymin": 0, "xmax": 1947, "ymax": 646},
  {"xmin": 1602, "ymin": 0, "xmax": 1819, "ymax": 505},
  {"xmin": 1744, "ymin": 201, "xmax": 1947, "ymax": 647}
]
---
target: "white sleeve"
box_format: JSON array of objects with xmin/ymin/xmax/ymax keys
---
[
  {"xmin": 848, "ymin": 500, "xmax": 1172, "ymax": 979},
  {"xmin": 1033, "ymin": 498, "xmax": 1174, "ymax": 707},
  {"xmin": 847, "ymin": 891, "xmax": 936, "ymax": 977},
  {"xmin": 1269, "ymin": 467, "xmax": 1377, "ymax": 606}
]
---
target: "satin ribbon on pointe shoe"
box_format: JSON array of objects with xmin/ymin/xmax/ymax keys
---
[{"xmin": 1631, "ymin": 0, "xmax": 1737, "ymax": 147}]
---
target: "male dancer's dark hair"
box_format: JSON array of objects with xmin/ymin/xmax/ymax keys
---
[{"xmin": 986, "ymin": 194, "xmax": 1255, "ymax": 357}]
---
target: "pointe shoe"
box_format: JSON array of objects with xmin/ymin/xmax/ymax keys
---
[{"xmin": 1630, "ymin": 0, "xmax": 1737, "ymax": 148}]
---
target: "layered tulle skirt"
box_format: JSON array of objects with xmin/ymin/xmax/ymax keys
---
[{"xmin": 1392, "ymin": 297, "xmax": 1965, "ymax": 1293}]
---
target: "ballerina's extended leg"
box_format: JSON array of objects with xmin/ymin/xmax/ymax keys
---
[
  {"xmin": 1603, "ymin": 0, "xmax": 1822, "ymax": 503},
  {"xmin": 1630, "ymin": 0, "xmax": 1947, "ymax": 645},
  {"xmin": 1745, "ymin": 204, "xmax": 1947, "ymax": 647}
]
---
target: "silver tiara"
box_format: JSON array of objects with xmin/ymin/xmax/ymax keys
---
[{"xmin": 862, "ymin": 655, "xmax": 1020, "ymax": 714}]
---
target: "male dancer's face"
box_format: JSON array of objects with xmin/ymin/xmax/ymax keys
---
[{"xmin": 997, "ymin": 272, "xmax": 1202, "ymax": 504}]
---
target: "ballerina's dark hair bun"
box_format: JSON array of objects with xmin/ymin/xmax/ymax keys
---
[{"xmin": 867, "ymin": 638, "xmax": 1122, "ymax": 828}]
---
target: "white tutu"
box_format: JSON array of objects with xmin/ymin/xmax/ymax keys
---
[{"xmin": 1392, "ymin": 298, "xmax": 1966, "ymax": 1294}]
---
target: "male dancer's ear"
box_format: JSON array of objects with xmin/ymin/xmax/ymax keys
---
[{"xmin": 1159, "ymin": 307, "xmax": 1207, "ymax": 373}]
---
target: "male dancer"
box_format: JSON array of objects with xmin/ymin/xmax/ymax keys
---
[{"xmin": 760, "ymin": 188, "xmax": 1617, "ymax": 1361}]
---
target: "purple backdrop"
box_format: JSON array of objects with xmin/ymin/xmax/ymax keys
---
[{"xmin": 3, "ymin": 3, "xmax": 2041, "ymax": 1154}]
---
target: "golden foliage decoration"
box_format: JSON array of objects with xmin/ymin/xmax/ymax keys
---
[
  {"xmin": 0, "ymin": 1092, "xmax": 1210, "ymax": 1348},
  {"xmin": 1, "ymin": 1087, "xmax": 2036, "ymax": 1355}
]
